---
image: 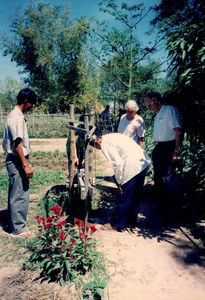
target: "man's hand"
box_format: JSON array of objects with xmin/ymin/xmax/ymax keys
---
[
  {"xmin": 172, "ymin": 151, "xmax": 180, "ymax": 162},
  {"xmin": 24, "ymin": 165, "xmax": 33, "ymax": 179}
]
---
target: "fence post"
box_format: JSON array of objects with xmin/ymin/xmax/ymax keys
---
[
  {"xmin": 89, "ymin": 106, "xmax": 95, "ymax": 184},
  {"xmin": 84, "ymin": 115, "xmax": 89, "ymax": 228},
  {"xmin": 68, "ymin": 104, "xmax": 76, "ymax": 190}
]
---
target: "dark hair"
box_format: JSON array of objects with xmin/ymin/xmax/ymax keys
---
[
  {"xmin": 146, "ymin": 91, "xmax": 161, "ymax": 102},
  {"xmin": 89, "ymin": 140, "xmax": 95, "ymax": 147},
  {"xmin": 17, "ymin": 88, "xmax": 37, "ymax": 105}
]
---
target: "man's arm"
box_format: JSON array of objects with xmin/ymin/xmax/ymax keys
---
[{"xmin": 13, "ymin": 140, "xmax": 33, "ymax": 178}]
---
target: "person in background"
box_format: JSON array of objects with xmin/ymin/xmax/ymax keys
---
[
  {"xmin": 90, "ymin": 133, "xmax": 151, "ymax": 231},
  {"xmin": 144, "ymin": 91, "xmax": 182, "ymax": 210},
  {"xmin": 2, "ymin": 88, "xmax": 37, "ymax": 238},
  {"xmin": 101, "ymin": 105, "xmax": 110, "ymax": 123},
  {"xmin": 118, "ymin": 100, "xmax": 145, "ymax": 148}
]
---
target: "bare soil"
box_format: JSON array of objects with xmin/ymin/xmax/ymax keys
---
[{"xmin": 0, "ymin": 138, "xmax": 205, "ymax": 300}]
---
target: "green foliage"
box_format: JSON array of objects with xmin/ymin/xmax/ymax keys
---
[
  {"xmin": 92, "ymin": 0, "xmax": 162, "ymax": 107},
  {"xmin": 0, "ymin": 170, "xmax": 8, "ymax": 189},
  {"xmin": 40, "ymin": 186, "xmax": 69, "ymax": 217},
  {"xmin": 152, "ymin": 0, "xmax": 205, "ymax": 190},
  {"xmin": 31, "ymin": 169, "xmax": 65, "ymax": 186},
  {"xmin": 1, "ymin": 2, "xmax": 98, "ymax": 113},
  {"xmin": 181, "ymin": 135, "xmax": 205, "ymax": 191},
  {"xmin": 0, "ymin": 77, "xmax": 23, "ymax": 111},
  {"xmin": 26, "ymin": 204, "xmax": 108, "ymax": 297}
]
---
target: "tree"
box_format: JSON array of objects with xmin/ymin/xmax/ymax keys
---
[
  {"xmin": 152, "ymin": 0, "xmax": 205, "ymax": 190},
  {"xmin": 152, "ymin": 0, "xmax": 205, "ymax": 143},
  {"xmin": 90, "ymin": 0, "xmax": 164, "ymax": 106},
  {"xmin": 0, "ymin": 77, "xmax": 23, "ymax": 111},
  {"xmin": 0, "ymin": 2, "xmax": 98, "ymax": 112}
]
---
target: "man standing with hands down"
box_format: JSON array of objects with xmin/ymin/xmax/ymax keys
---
[
  {"xmin": 144, "ymin": 91, "xmax": 182, "ymax": 210},
  {"xmin": 2, "ymin": 88, "xmax": 37, "ymax": 238},
  {"xmin": 90, "ymin": 133, "xmax": 151, "ymax": 231}
]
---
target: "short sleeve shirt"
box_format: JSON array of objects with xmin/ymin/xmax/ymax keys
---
[
  {"xmin": 101, "ymin": 133, "xmax": 151, "ymax": 185},
  {"xmin": 117, "ymin": 114, "xmax": 145, "ymax": 144},
  {"xmin": 2, "ymin": 106, "xmax": 31, "ymax": 156},
  {"xmin": 153, "ymin": 105, "xmax": 182, "ymax": 142}
]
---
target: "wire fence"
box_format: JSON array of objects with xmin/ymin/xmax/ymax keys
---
[{"xmin": 0, "ymin": 110, "xmax": 69, "ymax": 139}]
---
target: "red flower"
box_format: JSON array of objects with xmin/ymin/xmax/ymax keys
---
[
  {"xmin": 84, "ymin": 234, "xmax": 88, "ymax": 241},
  {"xmin": 38, "ymin": 228, "xmax": 43, "ymax": 233},
  {"xmin": 56, "ymin": 220, "xmax": 66, "ymax": 228},
  {"xmin": 80, "ymin": 220, "xmax": 84, "ymax": 229},
  {"xmin": 59, "ymin": 231, "xmax": 68, "ymax": 242},
  {"xmin": 46, "ymin": 253, "xmax": 49, "ymax": 258},
  {"xmin": 79, "ymin": 232, "xmax": 83, "ymax": 241},
  {"xmin": 86, "ymin": 226, "xmax": 89, "ymax": 233},
  {"xmin": 50, "ymin": 204, "xmax": 61, "ymax": 216},
  {"xmin": 69, "ymin": 245, "xmax": 72, "ymax": 251},
  {"xmin": 45, "ymin": 223, "xmax": 52, "ymax": 229},
  {"xmin": 90, "ymin": 225, "xmax": 97, "ymax": 234},
  {"xmin": 70, "ymin": 238, "xmax": 76, "ymax": 245},
  {"xmin": 41, "ymin": 217, "xmax": 46, "ymax": 225},
  {"xmin": 74, "ymin": 218, "xmax": 81, "ymax": 225},
  {"xmin": 46, "ymin": 216, "xmax": 53, "ymax": 223},
  {"xmin": 35, "ymin": 215, "xmax": 41, "ymax": 225},
  {"xmin": 85, "ymin": 244, "xmax": 88, "ymax": 249},
  {"xmin": 74, "ymin": 218, "xmax": 84, "ymax": 229}
]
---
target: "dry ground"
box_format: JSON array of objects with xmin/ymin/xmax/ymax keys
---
[{"xmin": 0, "ymin": 138, "xmax": 205, "ymax": 300}]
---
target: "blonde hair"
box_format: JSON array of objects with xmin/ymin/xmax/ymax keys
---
[{"xmin": 125, "ymin": 100, "xmax": 139, "ymax": 112}]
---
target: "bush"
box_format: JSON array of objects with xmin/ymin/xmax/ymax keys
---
[{"xmin": 26, "ymin": 204, "xmax": 108, "ymax": 297}]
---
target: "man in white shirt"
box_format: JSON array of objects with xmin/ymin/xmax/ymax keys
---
[
  {"xmin": 2, "ymin": 88, "xmax": 37, "ymax": 238},
  {"xmin": 144, "ymin": 91, "xmax": 182, "ymax": 208},
  {"xmin": 90, "ymin": 133, "xmax": 151, "ymax": 231}
]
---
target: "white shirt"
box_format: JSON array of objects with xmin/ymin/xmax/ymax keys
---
[
  {"xmin": 101, "ymin": 133, "xmax": 151, "ymax": 185},
  {"xmin": 2, "ymin": 106, "xmax": 31, "ymax": 156},
  {"xmin": 153, "ymin": 105, "xmax": 181, "ymax": 142},
  {"xmin": 117, "ymin": 114, "xmax": 145, "ymax": 144}
]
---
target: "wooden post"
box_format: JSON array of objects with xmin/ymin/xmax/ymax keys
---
[
  {"xmin": 68, "ymin": 104, "xmax": 77, "ymax": 189},
  {"xmin": 84, "ymin": 115, "xmax": 89, "ymax": 228},
  {"xmin": 89, "ymin": 106, "xmax": 94, "ymax": 184}
]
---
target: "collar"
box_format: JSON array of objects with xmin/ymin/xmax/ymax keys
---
[{"xmin": 14, "ymin": 106, "xmax": 27, "ymax": 121}]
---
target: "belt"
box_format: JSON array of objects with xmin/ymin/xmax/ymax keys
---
[{"xmin": 7, "ymin": 153, "xmax": 29, "ymax": 159}]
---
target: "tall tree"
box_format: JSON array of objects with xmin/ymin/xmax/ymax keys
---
[
  {"xmin": 90, "ymin": 0, "xmax": 164, "ymax": 105},
  {"xmin": 152, "ymin": 0, "xmax": 205, "ymax": 143},
  {"xmin": 0, "ymin": 77, "xmax": 23, "ymax": 111},
  {"xmin": 152, "ymin": 0, "xmax": 205, "ymax": 190},
  {"xmin": 0, "ymin": 2, "xmax": 98, "ymax": 112}
]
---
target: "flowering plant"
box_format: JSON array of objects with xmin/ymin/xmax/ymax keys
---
[{"xmin": 27, "ymin": 204, "xmax": 99, "ymax": 286}]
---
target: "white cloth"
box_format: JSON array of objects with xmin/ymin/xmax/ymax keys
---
[
  {"xmin": 2, "ymin": 106, "xmax": 31, "ymax": 156},
  {"xmin": 117, "ymin": 114, "xmax": 145, "ymax": 144},
  {"xmin": 153, "ymin": 105, "xmax": 181, "ymax": 142},
  {"xmin": 101, "ymin": 133, "xmax": 151, "ymax": 185}
]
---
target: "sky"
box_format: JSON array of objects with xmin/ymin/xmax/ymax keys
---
[{"xmin": 0, "ymin": 0, "xmax": 163, "ymax": 83}]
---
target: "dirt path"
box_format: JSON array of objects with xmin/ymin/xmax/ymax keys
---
[
  {"xmin": 0, "ymin": 138, "xmax": 205, "ymax": 299},
  {"xmin": 0, "ymin": 138, "xmax": 68, "ymax": 153},
  {"xmin": 93, "ymin": 149, "xmax": 205, "ymax": 299}
]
